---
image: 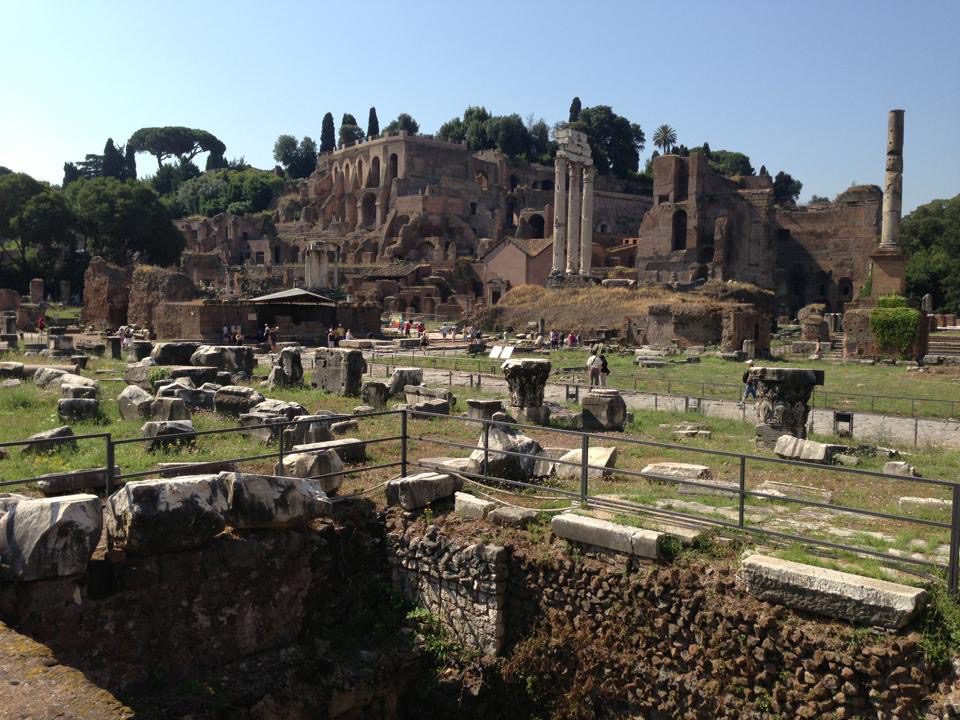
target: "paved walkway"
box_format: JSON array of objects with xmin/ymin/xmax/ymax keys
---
[{"xmin": 365, "ymin": 362, "xmax": 960, "ymax": 451}]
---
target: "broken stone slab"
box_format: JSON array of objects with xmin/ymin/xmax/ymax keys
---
[
  {"xmin": 0, "ymin": 361, "xmax": 24, "ymax": 379},
  {"xmin": 551, "ymin": 513, "xmax": 662, "ymax": 559},
  {"xmin": 149, "ymin": 397, "xmax": 191, "ymax": 421},
  {"xmin": 122, "ymin": 359, "xmax": 156, "ymax": 390},
  {"xmin": 330, "ymin": 419, "xmax": 359, "ymax": 435},
  {"xmin": 275, "ymin": 449, "xmax": 344, "ymax": 494},
  {"xmin": 774, "ymin": 435, "xmax": 846, "ymax": 465},
  {"xmin": 239, "ymin": 411, "xmax": 288, "ymax": 444},
  {"xmin": 361, "ymin": 381, "xmax": 389, "ymax": 410},
  {"xmin": 118, "ymin": 384, "xmax": 155, "ymax": 420},
  {"xmin": 353, "ymin": 405, "xmax": 376, "ymax": 415},
  {"xmin": 501, "ymin": 358, "xmax": 551, "ymax": 407},
  {"xmin": 22, "ymin": 426, "xmax": 78, "ymax": 455},
  {"xmin": 405, "ymin": 385, "xmax": 457, "ymax": 408},
  {"xmin": 676, "ymin": 479, "xmax": 740, "ymax": 497},
  {"xmin": 251, "ymin": 399, "xmax": 308, "ymax": 420},
  {"xmin": 0, "ymin": 493, "xmax": 29, "ymax": 514},
  {"xmin": 739, "ymin": 554, "xmax": 927, "ymax": 629},
  {"xmin": 32, "ymin": 366, "xmax": 68, "ymax": 389},
  {"xmin": 488, "ymin": 505, "xmax": 539, "ymax": 529},
  {"xmin": 898, "ymin": 496, "xmax": 950, "ymax": 512},
  {"xmin": 312, "ymin": 347, "xmax": 367, "ymax": 396},
  {"xmin": 755, "ymin": 481, "xmax": 833, "ymax": 504},
  {"xmin": 263, "ymin": 347, "xmax": 304, "ymax": 389},
  {"xmin": 884, "ymin": 461, "xmax": 919, "ymax": 477},
  {"xmin": 57, "ymin": 398, "xmax": 101, "ymax": 422},
  {"xmin": 167, "ymin": 365, "xmax": 220, "ymax": 386},
  {"xmin": 387, "ymin": 367, "xmax": 423, "ymax": 397},
  {"xmin": 189, "ymin": 345, "xmax": 256, "ymax": 376},
  {"xmin": 106, "ymin": 475, "xmax": 229, "ymax": 555},
  {"xmin": 35, "ymin": 466, "xmax": 122, "ymax": 496},
  {"xmin": 554, "ymin": 446, "xmax": 618, "ymax": 480},
  {"xmin": 0, "ymin": 378, "xmax": 21, "ymax": 388},
  {"xmin": 581, "ymin": 389, "xmax": 627, "ymax": 432},
  {"xmin": 282, "ymin": 413, "xmax": 335, "ymax": 448},
  {"xmin": 0, "ymin": 494, "xmax": 102, "ymax": 580},
  {"xmin": 640, "ymin": 462, "xmax": 714, "ymax": 484},
  {"xmin": 221, "ymin": 471, "xmax": 330, "ymax": 528},
  {"xmin": 468, "ymin": 424, "xmax": 543, "ymax": 481},
  {"xmin": 213, "ymin": 385, "xmax": 265, "ymax": 417},
  {"xmin": 140, "ymin": 420, "xmax": 196, "ymax": 451},
  {"xmin": 532, "ymin": 447, "xmax": 570, "ymax": 478},
  {"xmin": 61, "ymin": 383, "xmax": 98, "ymax": 399},
  {"xmin": 410, "ymin": 398, "xmax": 450, "ymax": 415},
  {"xmin": 419, "ymin": 456, "xmax": 480, "ymax": 475},
  {"xmin": 150, "ymin": 341, "xmax": 201, "ymax": 366},
  {"xmin": 127, "ymin": 339, "xmax": 153, "ymax": 361},
  {"xmin": 518, "ymin": 404, "xmax": 551, "ymax": 426},
  {"xmin": 466, "ymin": 398, "xmax": 504, "ymax": 421},
  {"xmin": 156, "ymin": 460, "xmax": 238, "ymax": 477},
  {"xmin": 833, "ymin": 453, "xmax": 860, "ymax": 467},
  {"xmin": 454, "ymin": 492, "xmax": 496, "ymax": 519},
  {"xmin": 385, "ymin": 472, "xmax": 463, "ymax": 511},
  {"xmin": 548, "ymin": 406, "xmax": 583, "ymax": 430},
  {"xmin": 292, "ymin": 437, "xmax": 366, "ymax": 464}
]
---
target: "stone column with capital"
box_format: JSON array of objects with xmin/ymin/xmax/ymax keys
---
[
  {"xmin": 579, "ymin": 167, "xmax": 594, "ymax": 277},
  {"xmin": 551, "ymin": 156, "xmax": 568, "ymax": 274},
  {"xmin": 565, "ymin": 164, "xmax": 582, "ymax": 275}
]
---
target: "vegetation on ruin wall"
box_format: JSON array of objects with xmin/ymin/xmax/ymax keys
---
[
  {"xmin": 870, "ymin": 295, "xmax": 920, "ymax": 358},
  {"xmin": 165, "ymin": 169, "xmax": 284, "ymax": 219}
]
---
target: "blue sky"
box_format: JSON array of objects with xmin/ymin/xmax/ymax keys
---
[{"xmin": 2, "ymin": 0, "xmax": 957, "ymax": 212}]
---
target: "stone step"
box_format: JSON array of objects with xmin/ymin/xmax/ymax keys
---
[
  {"xmin": 739, "ymin": 554, "xmax": 926, "ymax": 629},
  {"xmin": 551, "ymin": 513, "xmax": 663, "ymax": 559}
]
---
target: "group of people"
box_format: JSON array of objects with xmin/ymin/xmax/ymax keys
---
[
  {"xmin": 399, "ymin": 319, "xmax": 427, "ymax": 337},
  {"xmin": 585, "ymin": 346, "xmax": 611, "ymax": 387},
  {"xmin": 221, "ymin": 325, "xmax": 244, "ymax": 346},
  {"xmin": 546, "ymin": 330, "xmax": 581, "ymax": 350},
  {"xmin": 116, "ymin": 324, "xmax": 150, "ymax": 350},
  {"xmin": 326, "ymin": 324, "xmax": 353, "ymax": 347}
]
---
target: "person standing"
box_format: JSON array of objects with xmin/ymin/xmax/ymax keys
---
[
  {"xmin": 37, "ymin": 315, "xmax": 46, "ymax": 340},
  {"xmin": 600, "ymin": 353, "xmax": 610, "ymax": 387},
  {"xmin": 222, "ymin": 325, "xmax": 230, "ymax": 343},
  {"xmin": 586, "ymin": 351, "xmax": 602, "ymax": 386},
  {"xmin": 739, "ymin": 359, "xmax": 756, "ymax": 407}
]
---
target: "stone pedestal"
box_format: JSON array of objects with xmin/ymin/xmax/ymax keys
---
[
  {"xmin": 108, "ymin": 336, "xmax": 122, "ymax": 360},
  {"xmin": 870, "ymin": 247, "xmax": 907, "ymax": 297},
  {"xmin": 128, "ymin": 340, "xmax": 153, "ymax": 361},
  {"xmin": 2, "ymin": 314, "xmax": 16, "ymax": 335},
  {"xmin": 501, "ymin": 359, "xmax": 551, "ymax": 408},
  {"xmin": 581, "ymin": 389, "xmax": 627, "ymax": 432},
  {"xmin": 466, "ymin": 398, "xmax": 504, "ymax": 421},
  {"xmin": 749, "ymin": 367, "xmax": 824, "ymax": 449},
  {"xmin": 59, "ymin": 281, "xmax": 70, "ymax": 303},
  {"xmin": 742, "ymin": 339, "xmax": 756, "ymax": 359},
  {"xmin": 29, "ymin": 278, "xmax": 44, "ymax": 304}
]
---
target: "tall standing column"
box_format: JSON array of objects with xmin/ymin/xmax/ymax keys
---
[
  {"xmin": 579, "ymin": 167, "xmax": 594, "ymax": 277},
  {"xmin": 565, "ymin": 164, "xmax": 582, "ymax": 275},
  {"xmin": 551, "ymin": 156, "xmax": 568, "ymax": 274},
  {"xmin": 880, "ymin": 109, "xmax": 904, "ymax": 249}
]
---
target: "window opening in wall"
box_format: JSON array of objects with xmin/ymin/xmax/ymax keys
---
[
  {"xmin": 255, "ymin": 251, "xmax": 264, "ymax": 265},
  {"xmin": 470, "ymin": 202, "xmax": 477, "ymax": 216},
  {"xmin": 671, "ymin": 210, "xmax": 687, "ymax": 251}
]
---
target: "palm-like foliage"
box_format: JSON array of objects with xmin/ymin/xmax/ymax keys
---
[{"xmin": 653, "ymin": 124, "xmax": 678, "ymax": 155}]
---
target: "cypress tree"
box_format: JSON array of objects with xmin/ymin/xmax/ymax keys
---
[
  {"xmin": 124, "ymin": 143, "xmax": 137, "ymax": 180},
  {"xmin": 320, "ymin": 112, "xmax": 336, "ymax": 153},
  {"xmin": 568, "ymin": 96, "xmax": 582, "ymax": 123},
  {"xmin": 367, "ymin": 107, "xmax": 380, "ymax": 137},
  {"xmin": 102, "ymin": 138, "xmax": 125, "ymax": 179}
]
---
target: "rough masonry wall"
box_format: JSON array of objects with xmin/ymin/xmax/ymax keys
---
[
  {"xmin": 386, "ymin": 514, "xmax": 507, "ymax": 656},
  {"xmin": 81, "ymin": 257, "xmax": 132, "ymax": 329},
  {"xmin": 127, "ymin": 266, "xmax": 197, "ymax": 332}
]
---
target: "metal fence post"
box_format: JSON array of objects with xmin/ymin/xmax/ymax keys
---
[
  {"xmin": 914, "ymin": 417, "xmax": 919, "ymax": 448},
  {"xmin": 738, "ymin": 456, "xmax": 746, "ymax": 528},
  {"xmin": 950, "ymin": 484, "xmax": 960, "ymax": 594},
  {"xmin": 400, "ymin": 410, "xmax": 408, "ymax": 477},
  {"xmin": 277, "ymin": 421, "xmax": 286, "ymax": 471},
  {"xmin": 482, "ymin": 420, "xmax": 490, "ymax": 476},
  {"xmin": 105, "ymin": 433, "xmax": 114, "ymax": 498},
  {"xmin": 580, "ymin": 433, "xmax": 590, "ymax": 506}
]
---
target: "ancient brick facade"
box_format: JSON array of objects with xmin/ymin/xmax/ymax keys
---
[{"xmin": 81, "ymin": 257, "xmax": 132, "ymax": 329}]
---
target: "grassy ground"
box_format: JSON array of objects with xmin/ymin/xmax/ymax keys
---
[
  {"xmin": 2, "ymin": 349, "xmax": 959, "ymax": 586},
  {"xmin": 369, "ymin": 348, "xmax": 960, "ymax": 419}
]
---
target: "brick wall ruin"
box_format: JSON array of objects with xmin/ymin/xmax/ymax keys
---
[
  {"xmin": 81, "ymin": 257, "xmax": 132, "ymax": 329},
  {"xmin": 127, "ymin": 266, "xmax": 197, "ymax": 331}
]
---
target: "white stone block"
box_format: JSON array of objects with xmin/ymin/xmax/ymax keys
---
[{"xmin": 454, "ymin": 492, "xmax": 495, "ymax": 519}]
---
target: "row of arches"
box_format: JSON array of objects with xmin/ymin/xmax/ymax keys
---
[{"xmin": 333, "ymin": 153, "xmax": 399, "ymax": 190}]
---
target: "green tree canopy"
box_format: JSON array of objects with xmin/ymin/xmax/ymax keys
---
[
  {"xmin": 568, "ymin": 96, "xmax": 582, "ymax": 123},
  {"xmin": 320, "ymin": 113, "xmax": 336, "ymax": 153},
  {"xmin": 384, "ymin": 113, "xmax": 420, "ymax": 135},
  {"xmin": 126, "ymin": 127, "xmax": 226, "ymax": 169},
  {"xmin": 168, "ymin": 168, "xmax": 283, "ymax": 218},
  {"xmin": 273, "ymin": 135, "xmax": 316, "ymax": 179},
  {"xmin": 102, "ymin": 139, "xmax": 125, "ymax": 179},
  {"xmin": 367, "ymin": 107, "xmax": 380, "ymax": 137},
  {"xmin": 901, "ymin": 194, "xmax": 960, "ymax": 312},
  {"xmin": 709, "ymin": 150, "xmax": 755, "ymax": 177},
  {"xmin": 572, "ymin": 105, "xmax": 645, "ymax": 177},
  {"xmin": 338, "ymin": 113, "xmax": 364, "ymax": 146},
  {"xmin": 65, "ymin": 177, "xmax": 184, "ymax": 265},
  {"xmin": 773, "ymin": 171, "xmax": 803, "ymax": 205},
  {"xmin": 652, "ymin": 124, "xmax": 677, "ymax": 154}
]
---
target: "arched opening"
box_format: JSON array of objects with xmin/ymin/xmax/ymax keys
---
[
  {"xmin": 838, "ymin": 277, "xmax": 853, "ymax": 301},
  {"xmin": 273, "ymin": 246, "xmax": 282, "ymax": 264},
  {"xmin": 357, "ymin": 159, "xmax": 364, "ymax": 189},
  {"xmin": 532, "ymin": 181, "xmax": 540, "ymax": 190},
  {"xmin": 671, "ymin": 210, "xmax": 687, "ymax": 251},
  {"xmin": 693, "ymin": 265, "xmax": 709, "ymax": 281},
  {"xmin": 290, "ymin": 247, "xmax": 299, "ymax": 264},
  {"xmin": 416, "ymin": 241, "xmax": 436, "ymax": 261},
  {"xmin": 790, "ymin": 266, "xmax": 806, "ymax": 313},
  {"xmin": 368, "ymin": 156, "xmax": 380, "ymax": 187},
  {"xmin": 361, "ymin": 193, "xmax": 377, "ymax": 227},
  {"xmin": 528, "ymin": 214, "xmax": 545, "ymax": 239},
  {"xmin": 542, "ymin": 179, "xmax": 554, "ymax": 191},
  {"xmin": 698, "ymin": 243, "xmax": 715, "ymax": 263},
  {"xmin": 599, "ymin": 223, "xmax": 609, "ymax": 233},
  {"xmin": 505, "ymin": 199, "xmax": 517, "ymax": 229},
  {"xmin": 410, "ymin": 296, "xmax": 421, "ymax": 314},
  {"xmin": 388, "ymin": 153, "xmax": 399, "ymax": 182},
  {"xmin": 509, "ymin": 174, "xmax": 520, "ymax": 190},
  {"xmin": 344, "ymin": 163, "xmax": 352, "ymax": 188}
]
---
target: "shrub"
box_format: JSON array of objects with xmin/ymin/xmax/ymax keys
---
[{"xmin": 870, "ymin": 296, "xmax": 919, "ymax": 357}]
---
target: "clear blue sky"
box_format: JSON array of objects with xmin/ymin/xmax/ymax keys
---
[{"xmin": 2, "ymin": 0, "xmax": 957, "ymax": 212}]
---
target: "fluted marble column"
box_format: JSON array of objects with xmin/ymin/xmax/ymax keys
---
[
  {"xmin": 565, "ymin": 164, "xmax": 582, "ymax": 275},
  {"xmin": 551, "ymin": 156, "xmax": 568, "ymax": 273},
  {"xmin": 579, "ymin": 167, "xmax": 594, "ymax": 277},
  {"xmin": 880, "ymin": 109, "xmax": 904, "ymax": 249}
]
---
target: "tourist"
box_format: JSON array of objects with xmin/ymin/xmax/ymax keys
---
[
  {"xmin": 550, "ymin": 329, "xmax": 559, "ymax": 351},
  {"xmin": 739, "ymin": 359, "xmax": 756, "ymax": 407},
  {"xmin": 814, "ymin": 339, "xmax": 823, "ymax": 360},
  {"xmin": 37, "ymin": 315, "xmax": 45, "ymax": 340},
  {"xmin": 600, "ymin": 353, "xmax": 610, "ymax": 386},
  {"xmin": 327, "ymin": 327, "xmax": 335, "ymax": 348},
  {"xmin": 567, "ymin": 331, "xmax": 576, "ymax": 348},
  {"xmin": 233, "ymin": 330, "xmax": 244, "ymax": 345},
  {"xmin": 335, "ymin": 324, "xmax": 345, "ymax": 344},
  {"xmin": 222, "ymin": 325, "xmax": 230, "ymax": 344},
  {"xmin": 586, "ymin": 351, "xmax": 602, "ymax": 386},
  {"xmin": 269, "ymin": 325, "xmax": 279, "ymax": 351},
  {"xmin": 420, "ymin": 331, "xmax": 429, "ymax": 348},
  {"xmin": 440, "ymin": 324, "xmax": 448, "ymax": 340},
  {"xmin": 345, "ymin": 328, "xmax": 354, "ymax": 340}
]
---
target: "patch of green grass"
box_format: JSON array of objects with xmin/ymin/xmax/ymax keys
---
[
  {"xmin": 772, "ymin": 543, "xmax": 895, "ymax": 584},
  {"xmin": 917, "ymin": 582, "xmax": 960, "ymax": 667}
]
